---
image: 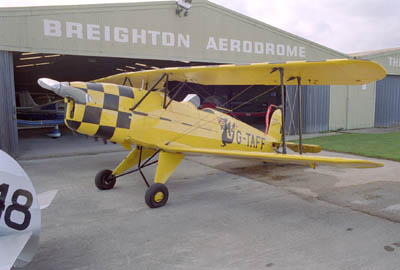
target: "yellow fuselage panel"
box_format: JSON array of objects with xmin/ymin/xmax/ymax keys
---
[
  {"xmin": 63, "ymin": 82, "xmax": 278, "ymax": 154},
  {"xmin": 127, "ymin": 89, "xmax": 276, "ymax": 153},
  {"xmin": 131, "ymin": 113, "xmax": 266, "ymax": 152}
]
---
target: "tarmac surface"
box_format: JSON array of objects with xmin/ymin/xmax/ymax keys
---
[{"xmin": 15, "ymin": 127, "xmax": 400, "ymax": 270}]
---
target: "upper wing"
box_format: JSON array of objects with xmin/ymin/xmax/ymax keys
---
[
  {"xmin": 160, "ymin": 144, "xmax": 383, "ymax": 169},
  {"xmin": 94, "ymin": 59, "xmax": 386, "ymax": 88}
]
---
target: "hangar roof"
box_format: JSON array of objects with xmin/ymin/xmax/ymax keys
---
[
  {"xmin": 0, "ymin": 0, "xmax": 347, "ymax": 64},
  {"xmin": 351, "ymin": 47, "xmax": 400, "ymax": 75}
]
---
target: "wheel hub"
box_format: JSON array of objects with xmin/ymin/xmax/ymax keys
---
[
  {"xmin": 154, "ymin": 192, "xmax": 164, "ymax": 203},
  {"xmin": 105, "ymin": 178, "xmax": 112, "ymax": 184}
]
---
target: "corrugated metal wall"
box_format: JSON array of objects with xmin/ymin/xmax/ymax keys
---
[
  {"xmin": 375, "ymin": 75, "xmax": 400, "ymax": 127},
  {"xmin": 285, "ymin": 85, "xmax": 330, "ymax": 135},
  {"xmin": 329, "ymin": 85, "xmax": 348, "ymax": 131},
  {"xmin": 346, "ymin": 83, "xmax": 376, "ymax": 129},
  {"xmin": 0, "ymin": 51, "xmax": 18, "ymax": 156}
]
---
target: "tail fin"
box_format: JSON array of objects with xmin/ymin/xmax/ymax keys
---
[
  {"xmin": 267, "ymin": 109, "xmax": 282, "ymax": 142},
  {"xmin": 0, "ymin": 232, "xmax": 32, "ymax": 270},
  {"xmin": 18, "ymin": 90, "xmax": 38, "ymax": 107},
  {"xmin": 0, "ymin": 150, "xmax": 45, "ymax": 268}
]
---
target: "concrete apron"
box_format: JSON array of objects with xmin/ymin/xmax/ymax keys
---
[
  {"xmin": 18, "ymin": 151, "xmax": 400, "ymax": 269},
  {"xmin": 18, "ymin": 126, "xmax": 400, "ymax": 223},
  {"xmin": 189, "ymin": 151, "xmax": 400, "ymax": 224}
]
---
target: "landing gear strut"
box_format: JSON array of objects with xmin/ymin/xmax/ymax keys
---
[{"xmin": 94, "ymin": 147, "xmax": 170, "ymax": 208}]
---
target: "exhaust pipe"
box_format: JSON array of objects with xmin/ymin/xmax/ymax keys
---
[{"xmin": 37, "ymin": 78, "xmax": 91, "ymax": 104}]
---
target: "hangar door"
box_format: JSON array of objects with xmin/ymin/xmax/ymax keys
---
[
  {"xmin": 285, "ymin": 85, "xmax": 330, "ymax": 135},
  {"xmin": 375, "ymin": 75, "xmax": 400, "ymax": 127},
  {"xmin": 0, "ymin": 51, "xmax": 18, "ymax": 156}
]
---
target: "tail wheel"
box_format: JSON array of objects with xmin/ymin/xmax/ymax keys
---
[
  {"xmin": 145, "ymin": 183, "xmax": 169, "ymax": 208},
  {"xmin": 95, "ymin": 169, "xmax": 116, "ymax": 190}
]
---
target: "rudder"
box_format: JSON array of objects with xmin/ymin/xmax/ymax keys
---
[{"xmin": 267, "ymin": 108, "xmax": 282, "ymax": 142}]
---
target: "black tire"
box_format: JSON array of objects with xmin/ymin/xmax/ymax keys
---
[
  {"xmin": 145, "ymin": 183, "xmax": 169, "ymax": 208},
  {"xmin": 95, "ymin": 169, "xmax": 116, "ymax": 190}
]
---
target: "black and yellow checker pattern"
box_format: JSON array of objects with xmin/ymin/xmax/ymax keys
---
[{"xmin": 65, "ymin": 82, "xmax": 135, "ymax": 141}]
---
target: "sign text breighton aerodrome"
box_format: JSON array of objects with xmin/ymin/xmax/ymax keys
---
[{"xmin": 43, "ymin": 19, "xmax": 307, "ymax": 58}]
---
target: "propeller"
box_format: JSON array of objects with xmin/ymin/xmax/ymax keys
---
[{"xmin": 37, "ymin": 78, "xmax": 91, "ymax": 105}]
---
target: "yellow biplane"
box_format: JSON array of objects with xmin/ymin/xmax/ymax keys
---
[{"xmin": 38, "ymin": 59, "xmax": 386, "ymax": 208}]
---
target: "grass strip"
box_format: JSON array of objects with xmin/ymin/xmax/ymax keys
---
[{"xmin": 291, "ymin": 132, "xmax": 400, "ymax": 162}]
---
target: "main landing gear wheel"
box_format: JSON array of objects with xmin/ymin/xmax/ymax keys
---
[
  {"xmin": 95, "ymin": 169, "xmax": 116, "ymax": 190},
  {"xmin": 145, "ymin": 183, "xmax": 169, "ymax": 208}
]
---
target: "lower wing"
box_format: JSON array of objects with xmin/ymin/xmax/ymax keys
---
[{"xmin": 160, "ymin": 144, "xmax": 383, "ymax": 169}]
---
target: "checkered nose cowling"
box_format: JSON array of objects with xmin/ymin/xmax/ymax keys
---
[{"xmin": 65, "ymin": 82, "xmax": 135, "ymax": 142}]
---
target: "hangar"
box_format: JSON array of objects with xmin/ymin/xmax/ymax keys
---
[
  {"xmin": 0, "ymin": 0, "xmax": 388, "ymax": 156},
  {"xmin": 351, "ymin": 48, "xmax": 400, "ymax": 128}
]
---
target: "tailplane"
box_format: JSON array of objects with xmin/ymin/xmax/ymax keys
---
[{"xmin": 265, "ymin": 108, "xmax": 321, "ymax": 153}]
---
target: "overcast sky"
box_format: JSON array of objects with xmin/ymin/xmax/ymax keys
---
[{"xmin": 1, "ymin": 0, "xmax": 399, "ymax": 54}]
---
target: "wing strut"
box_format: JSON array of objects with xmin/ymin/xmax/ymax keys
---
[
  {"xmin": 130, "ymin": 73, "xmax": 168, "ymax": 111},
  {"xmin": 163, "ymin": 81, "xmax": 186, "ymax": 109},
  {"xmin": 122, "ymin": 76, "xmax": 134, "ymax": 86},
  {"xmin": 270, "ymin": 68, "xmax": 287, "ymax": 154},
  {"xmin": 297, "ymin": 77, "xmax": 303, "ymax": 155},
  {"xmin": 270, "ymin": 69, "xmax": 306, "ymax": 155},
  {"xmin": 270, "ymin": 67, "xmax": 287, "ymax": 154},
  {"xmin": 279, "ymin": 68, "xmax": 287, "ymax": 154}
]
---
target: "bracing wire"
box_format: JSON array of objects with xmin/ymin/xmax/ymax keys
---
[
  {"xmin": 184, "ymin": 83, "xmax": 208, "ymax": 100},
  {"xmin": 220, "ymin": 85, "xmax": 254, "ymax": 108},
  {"xmin": 164, "ymin": 112, "xmax": 219, "ymax": 145},
  {"xmin": 286, "ymin": 86, "xmax": 298, "ymax": 135},
  {"xmin": 160, "ymin": 79, "xmax": 283, "ymax": 144},
  {"xmin": 231, "ymin": 85, "xmax": 280, "ymax": 112},
  {"xmin": 164, "ymin": 86, "xmax": 280, "ymax": 144},
  {"xmin": 190, "ymin": 83, "xmax": 212, "ymax": 97}
]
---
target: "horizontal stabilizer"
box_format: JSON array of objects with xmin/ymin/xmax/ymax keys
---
[
  {"xmin": 286, "ymin": 142, "xmax": 322, "ymax": 154},
  {"xmin": 160, "ymin": 144, "xmax": 383, "ymax": 169},
  {"xmin": 38, "ymin": 190, "xmax": 58, "ymax": 210},
  {"xmin": 0, "ymin": 232, "xmax": 32, "ymax": 270},
  {"xmin": 95, "ymin": 59, "xmax": 386, "ymax": 88}
]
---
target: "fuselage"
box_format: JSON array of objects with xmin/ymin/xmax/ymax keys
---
[{"xmin": 64, "ymin": 82, "xmax": 279, "ymax": 153}]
